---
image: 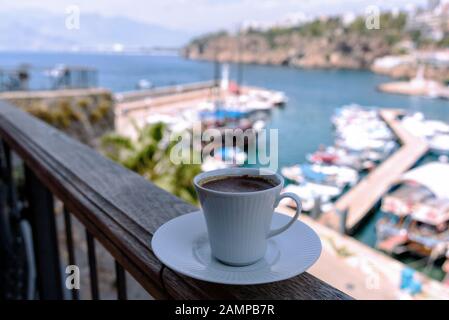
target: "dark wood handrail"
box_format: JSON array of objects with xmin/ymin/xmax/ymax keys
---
[{"xmin": 0, "ymin": 100, "xmax": 351, "ymax": 299}]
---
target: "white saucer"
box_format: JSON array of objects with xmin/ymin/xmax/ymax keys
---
[{"xmin": 151, "ymin": 211, "xmax": 322, "ymax": 285}]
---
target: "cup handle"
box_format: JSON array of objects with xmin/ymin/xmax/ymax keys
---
[{"xmin": 267, "ymin": 192, "xmax": 302, "ymax": 239}]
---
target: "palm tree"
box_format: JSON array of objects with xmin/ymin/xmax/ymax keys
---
[{"xmin": 101, "ymin": 122, "xmax": 202, "ymax": 204}]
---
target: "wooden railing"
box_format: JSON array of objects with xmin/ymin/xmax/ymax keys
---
[{"xmin": 0, "ymin": 100, "xmax": 351, "ymax": 300}]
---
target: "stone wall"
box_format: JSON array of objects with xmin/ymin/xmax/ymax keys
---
[{"xmin": 0, "ymin": 88, "xmax": 115, "ymax": 148}]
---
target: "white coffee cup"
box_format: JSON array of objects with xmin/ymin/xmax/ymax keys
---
[{"xmin": 194, "ymin": 168, "xmax": 302, "ymax": 266}]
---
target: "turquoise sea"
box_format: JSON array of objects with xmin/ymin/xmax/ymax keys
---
[{"xmin": 2, "ymin": 52, "xmax": 449, "ymax": 279}]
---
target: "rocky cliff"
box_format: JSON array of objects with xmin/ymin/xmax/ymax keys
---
[
  {"xmin": 185, "ymin": 32, "xmax": 391, "ymax": 70},
  {"xmin": 184, "ymin": 13, "xmax": 448, "ymax": 78}
]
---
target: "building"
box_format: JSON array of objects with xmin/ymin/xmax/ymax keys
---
[{"xmin": 406, "ymin": 0, "xmax": 449, "ymax": 41}]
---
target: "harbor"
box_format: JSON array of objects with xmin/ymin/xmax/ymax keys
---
[
  {"xmin": 110, "ymin": 70, "xmax": 449, "ymax": 298},
  {"xmin": 114, "ymin": 67, "xmax": 287, "ymax": 172},
  {"xmin": 80, "ymin": 54, "xmax": 449, "ymax": 297},
  {"xmin": 319, "ymin": 109, "xmax": 429, "ymax": 233},
  {"xmin": 276, "ymin": 107, "xmax": 449, "ymax": 299},
  {"xmin": 1, "ymin": 52, "xmax": 449, "ymax": 300},
  {"xmin": 3, "ymin": 0, "xmax": 449, "ymax": 304}
]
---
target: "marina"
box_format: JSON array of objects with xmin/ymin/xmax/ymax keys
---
[
  {"xmin": 114, "ymin": 74, "xmax": 286, "ymax": 172},
  {"xmin": 376, "ymin": 162, "xmax": 449, "ymax": 285},
  {"xmin": 112, "ymin": 74, "xmax": 449, "ymax": 296},
  {"xmin": 113, "ymin": 74, "xmax": 449, "ymax": 294},
  {"xmin": 319, "ymin": 109, "xmax": 429, "ymax": 233},
  {"xmin": 273, "ymin": 101, "xmax": 449, "ymax": 293},
  {"xmin": 278, "ymin": 206, "xmax": 449, "ymax": 299},
  {"xmin": 272, "ymin": 106, "xmax": 449, "ymax": 297}
]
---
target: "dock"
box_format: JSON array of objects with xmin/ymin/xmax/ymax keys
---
[
  {"xmin": 115, "ymin": 81, "xmax": 218, "ymax": 113},
  {"xmin": 114, "ymin": 81, "xmax": 267, "ymax": 138},
  {"xmin": 114, "ymin": 82, "xmax": 218, "ymax": 137},
  {"xmin": 319, "ymin": 109, "xmax": 429, "ymax": 233}
]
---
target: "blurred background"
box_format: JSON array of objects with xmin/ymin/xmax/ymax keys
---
[{"xmin": 1, "ymin": 0, "xmax": 449, "ymax": 300}]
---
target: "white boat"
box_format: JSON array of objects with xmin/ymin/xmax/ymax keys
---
[
  {"xmin": 333, "ymin": 106, "xmax": 396, "ymax": 148},
  {"xmin": 269, "ymin": 91, "xmax": 288, "ymax": 105},
  {"xmin": 332, "ymin": 105, "xmax": 380, "ymax": 128},
  {"xmin": 336, "ymin": 137, "xmax": 385, "ymax": 152},
  {"xmin": 244, "ymin": 99, "xmax": 273, "ymax": 112},
  {"xmin": 360, "ymin": 150, "xmax": 384, "ymax": 162},
  {"xmin": 136, "ymin": 79, "xmax": 153, "ymax": 90},
  {"xmin": 429, "ymin": 134, "xmax": 449, "ymax": 155},
  {"xmin": 201, "ymin": 157, "xmax": 228, "ymax": 172},
  {"xmin": 281, "ymin": 166, "xmax": 303, "ymax": 183},
  {"xmin": 252, "ymin": 120, "xmax": 266, "ymax": 131},
  {"xmin": 246, "ymin": 89, "xmax": 288, "ymax": 106},
  {"xmin": 223, "ymin": 94, "xmax": 271, "ymax": 113},
  {"xmin": 336, "ymin": 122, "xmax": 393, "ymax": 141},
  {"xmin": 306, "ymin": 146, "xmax": 366, "ymax": 170},
  {"xmin": 333, "ymin": 106, "xmax": 397, "ymax": 153},
  {"xmin": 402, "ymin": 113, "xmax": 436, "ymax": 138},
  {"xmin": 425, "ymin": 120, "xmax": 449, "ymax": 134},
  {"xmin": 282, "ymin": 183, "xmax": 338, "ymax": 212},
  {"xmin": 281, "ymin": 164, "xmax": 358, "ymax": 188},
  {"xmin": 146, "ymin": 113, "xmax": 191, "ymax": 132},
  {"xmin": 201, "ymin": 147, "xmax": 247, "ymax": 171}
]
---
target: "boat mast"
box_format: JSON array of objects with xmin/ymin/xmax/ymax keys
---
[
  {"xmin": 213, "ymin": 47, "xmax": 221, "ymax": 113},
  {"xmin": 237, "ymin": 23, "xmax": 243, "ymax": 96}
]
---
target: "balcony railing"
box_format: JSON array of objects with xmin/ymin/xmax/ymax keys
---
[{"xmin": 0, "ymin": 100, "xmax": 351, "ymax": 300}]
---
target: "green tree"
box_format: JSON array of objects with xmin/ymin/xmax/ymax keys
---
[
  {"xmin": 101, "ymin": 122, "xmax": 202, "ymax": 204},
  {"xmin": 439, "ymin": 34, "xmax": 449, "ymax": 47}
]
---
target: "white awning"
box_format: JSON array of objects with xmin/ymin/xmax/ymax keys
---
[{"xmin": 401, "ymin": 162, "xmax": 449, "ymax": 199}]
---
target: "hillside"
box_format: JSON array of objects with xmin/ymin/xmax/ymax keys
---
[{"xmin": 183, "ymin": 13, "xmax": 445, "ymax": 71}]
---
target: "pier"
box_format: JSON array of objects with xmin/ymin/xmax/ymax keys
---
[
  {"xmin": 319, "ymin": 109, "xmax": 429, "ymax": 233},
  {"xmin": 115, "ymin": 82, "xmax": 220, "ymax": 137},
  {"xmin": 114, "ymin": 81, "xmax": 273, "ymax": 138},
  {"xmin": 115, "ymin": 84, "xmax": 218, "ymax": 116}
]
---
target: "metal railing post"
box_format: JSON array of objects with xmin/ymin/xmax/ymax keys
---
[
  {"xmin": 310, "ymin": 196, "xmax": 322, "ymax": 220},
  {"xmin": 24, "ymin": 166, "xmax": 63, "ymax": 300},
  {"xmin": 338, "ymin": 209, "xmax": 348, "ymax": 235}
]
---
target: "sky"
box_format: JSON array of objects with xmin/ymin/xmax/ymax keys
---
[{"xmin": 0, "ymin": 0, "xmax": 429, "ymax": 33}]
